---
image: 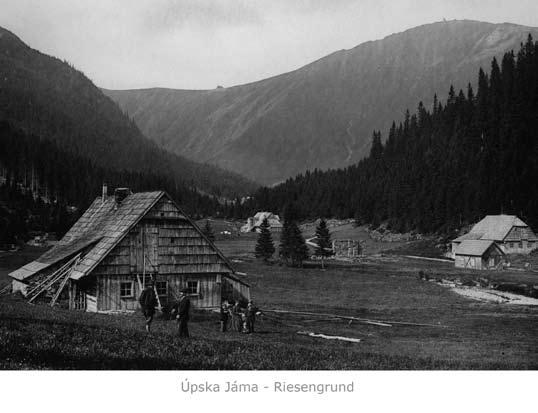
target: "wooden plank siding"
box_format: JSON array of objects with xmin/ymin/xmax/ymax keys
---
[
  {"xmin": 94, "ymin": 273, "xmax": 223, "ymax": 311},
  {"xmin": 79, "ymin": 195, "xmax": 242, "ymax": 312}
]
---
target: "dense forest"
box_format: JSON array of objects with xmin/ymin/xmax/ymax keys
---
[
  {"xmin": 0, "ymin": 121, "xmax": 223, "ymax": 245},
  {"xmin": 246, "ymin": 36, "xmax": 538, "ymax": 234},
  {"xmin": 0, "ymin": 25, "xmax": 257, "ymax": 245}
]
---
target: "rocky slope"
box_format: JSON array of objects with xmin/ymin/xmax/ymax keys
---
[{"xmin": 104, "ymin": 20, "xmax": 538, "ymax": 185}]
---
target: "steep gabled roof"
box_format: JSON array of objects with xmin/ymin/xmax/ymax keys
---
[
  {"xmin": 69, "ymin": 191, "xmax": 168, "ymax": 280},
  {"xmin": 9, "ymin": 192, "xmax": 162, "ymax": 281},
  {"xmin": 454, "ymin": 240, "xmax": 503, "ymax": 257},
  {"xmin": 10, "ymin": 191, "xmax": 237, "ymax": 283},
  {"xmin": 452, "ymin": 215, "xmax": 536, "ymax": 244},
  {"xmin": 470, "ymin": 215, "xmax": 527, "ymax": 241}
]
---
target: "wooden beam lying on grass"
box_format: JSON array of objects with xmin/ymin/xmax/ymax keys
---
[
  {"xmin": 297, "ymin": 331, "xmax": 361, "ymax": 343},
  {"xmin": 264, "ymin": 309, "xmax": 446, "ymax": 328},
  {"xmin": 265, "ymin": 309, "xmax": 391, "ymax": 327}
]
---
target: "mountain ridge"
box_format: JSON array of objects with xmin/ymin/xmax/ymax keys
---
[
  {"xmin": 104, "ymin": 20, "xmax": 538, "ymax": 185},
  {"xmin": 0, "ymin": 25, "xmax": 256, "ymax": 198}
]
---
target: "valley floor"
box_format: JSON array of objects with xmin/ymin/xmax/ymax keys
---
[{"xmin": 1, "ymin": 226, "xmax": 537, "ymax": 369}]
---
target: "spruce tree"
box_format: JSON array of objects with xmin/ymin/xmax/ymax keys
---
[
  {"xmin": 203, "ymin": 220, "xmax": 215, "ymax": 242},
  {"xmin": 315, "ymin": 218, "xmax": 332, "ymax": 269},
  {"xmin": 289, "ymin": 222, "xmax": 309, "ymax": 267},
  {"xmin": 279, "ymin": 204, "xmax": 309, "ymax": 267},
  {"xmin": 279, "ymin": 216, "xmax": 293, "ymax": 266},
  {"xmin": 255, "ymin": 217, "xmax": 275, "ymax": 262},
  {"xmin": 245, "ymin": 38, "xmax": 538, "ymax": 233},
  {"xmin": 369, "ymin": 130, "xmax": 384, "ymax": 159}
]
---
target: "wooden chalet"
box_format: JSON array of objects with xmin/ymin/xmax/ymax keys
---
[
  {"xmin": 9, "ymin": 187, "xmax": 250, "ymax": 312},
  {"xmin": 454, "ymin": 240, "xmax": 505, "ymax": 270},
  {"xmin": 451, "ymin": 215, "xmax": 538, "ymax": 257}
]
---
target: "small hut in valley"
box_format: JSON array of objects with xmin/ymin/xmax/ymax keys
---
[
  {"xmin": 9, "ymin": 187, "xmax": 249, "ymax": 312},
  {"xmin": 454, "ymin": 240, "xmax": 505, "ymax": 270},
  {"xmin": 241, "ymin": 212, "xmax": 282, "ymax": 233}
]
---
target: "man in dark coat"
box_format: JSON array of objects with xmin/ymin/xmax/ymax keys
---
[
  {"xmin": 172, "ymin": 288, "xmax": 191, "ymax": 338},
  {"xmin": 244, "ymin": 300, "xmax": 259, "ymax": 334},
  {"xmin": 139, "ymin": 282, "xmax": 157, "ymax": 333}
]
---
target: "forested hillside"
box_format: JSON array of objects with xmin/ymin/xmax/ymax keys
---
[
  {"xmin": 0, "ymin": 121, "xmax": 224, "ymax": 245},
  {"xmin": 247, "ymin": 36, "xmax": 538, "ymax": 234},
  {"xmin": 0, "ymin": 26, "xmax": 256, "ymax": 199}
]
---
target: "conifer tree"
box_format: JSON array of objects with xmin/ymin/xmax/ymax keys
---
[
  {"xmin": 203, "ymin": 220, "xmax": 215, "ymax": 242},
  {"xmin": 369, "ymin": 131, "xmax": 384, "ymax": 159},
  {"xmin": 246, "ymin": 38, "xmax": 538, "ymax": 234},
  {"xmin": 289, "ymin": 222, "xmax": 309, "ymax": 267},
  {"xmin": 279, "ymin": 215, "xmax": 294, "ymax": 266},
  {"xmin": 254, "ymin": 217, "xmax": 275, "ymax": 262},
  {"xmin": 279, "ymin": 204, "xmax": 309, "ymax": 267},
  {"xmin": 315, "ymin": 218, "xmax": 332, "ymax": 269}
]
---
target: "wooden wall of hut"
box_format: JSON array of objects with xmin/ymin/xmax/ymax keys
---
[
  {"xmin": 83, "ymin": 197, "xmax": 237, "ymax": 311},
  {"xmin": 94, "ymin": 273, "xmax": 224, "ymax": 311}
]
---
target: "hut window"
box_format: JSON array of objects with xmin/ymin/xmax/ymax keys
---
[
  {"xmin": 509, "ymin": 242, "xmax": 514, "ymax": 248},
  {"xmin": 156, "ymin": 281, "xmax": 168, "ymax": 296},
  {"xmin": 186, "ymin": 281, "xmax": 199, "ymax": 295},
  {"xmin": 170, "ymin": 237, "xmax": 175, "ymax": 244},
  {"xmin": 519, "ymin": 241, "xmax": 523, "ymax": 248},
  {"xmin": 120, "ymin": 282, "xmax": 134, "ymax": 298}
]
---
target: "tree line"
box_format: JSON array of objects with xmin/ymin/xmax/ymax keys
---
[
  {"xmin": 0, "ymin": 121, "xmax": 225, "ymax": 244},
  {"xmin": 245, "ymin": 35, "xmax": 538, "ymax": 235}
]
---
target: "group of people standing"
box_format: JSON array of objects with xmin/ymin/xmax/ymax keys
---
[
  {"xmin": 138, "ymin": 282, "xmax": 259, "ymax": 336},
  {"xmin": 220, "ymin": 299, "xmax": 259, "ymax": 334},
  {"xmin": 138, "ymin": 282, "xmax": 190, "ymax": 337}
]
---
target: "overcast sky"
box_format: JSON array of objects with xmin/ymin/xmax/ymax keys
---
[{"xmin": 1, "ymin": 0, "xmax": 538, "ymax": 90}]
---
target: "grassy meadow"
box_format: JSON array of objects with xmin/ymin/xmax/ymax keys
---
[{"xmin": 1, "ymin": 221, "xmax": 537, "ymax": 369}]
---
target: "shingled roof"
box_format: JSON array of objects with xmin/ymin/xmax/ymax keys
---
[
  {"xmin": 453, "ymin": 215, "xmax": 536, "ymax": 243},
  {"xmin": 9, "ymin": 191, "xmax": 236, "ymax": 283},
  {"xmin": 69, "ymin": 191, "xmax": 171, "ymax": 280},
  {"xmin": 454, "ymin": 240, "xmax": 503, "ymax": 257}
]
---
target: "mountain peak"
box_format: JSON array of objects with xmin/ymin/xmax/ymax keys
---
[{"xmin": 104, "ymin": 21, "xmax": 538, "ymax": 185}]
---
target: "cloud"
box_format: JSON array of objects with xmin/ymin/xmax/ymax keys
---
[{"xmin": 142, "ymin": 0, "xmax": 264, "ymax": 34}]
